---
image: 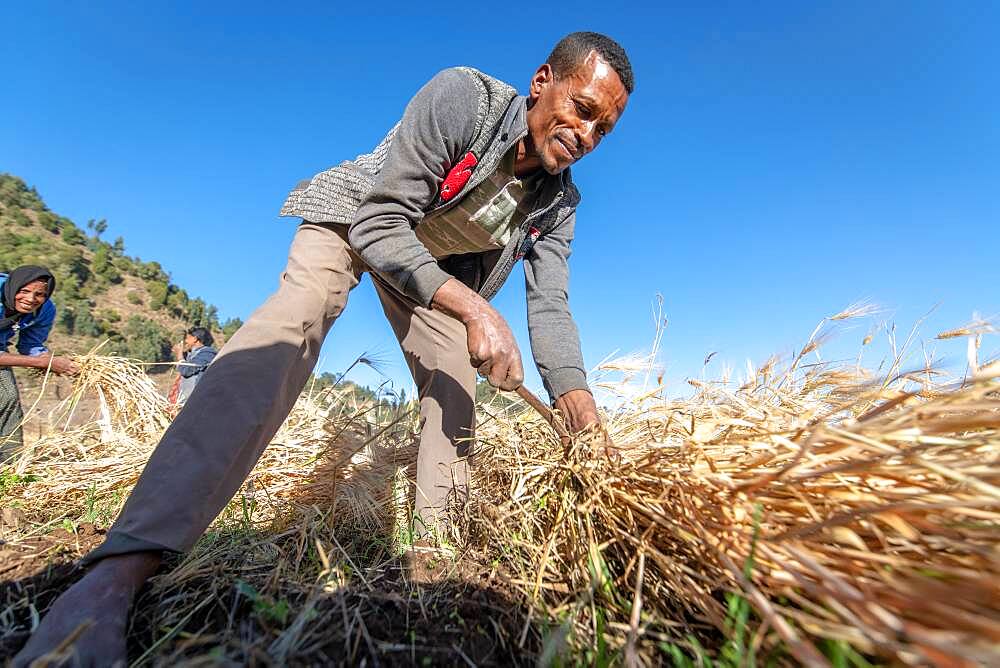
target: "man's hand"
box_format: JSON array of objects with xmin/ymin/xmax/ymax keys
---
[
  {"xmin": 465, "ymin": 309, "xmax": 524, "ymax": 391},
  {"xmin": 554, "ymin": 389, "xmax": 620, "ymax": 459},
  {"xmin": 172, "ymin": 342, "xmax": 185, "ymax": 361},
  {"xmin": 554, "ymin": 389, "xmax": 599, "ymax": 433},
  {"xmin": 430, "ymin": 278, "xmax": 524, "ymax": 391}
]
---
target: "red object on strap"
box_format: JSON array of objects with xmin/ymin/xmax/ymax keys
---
[
  {"xmin": 439, "ymin": 152, "xmax": 478, "ymax": 202},
  {"xmin": 168, "ymin": 374, "xmax": 181, "ymax": 405}
]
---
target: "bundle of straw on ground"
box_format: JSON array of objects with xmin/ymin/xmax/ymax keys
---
[
  {"xmin": 2, "ymin": 315, "xmax": 998, "ymax": 665},
  {"xmin": 463, "ymin": 340, "xmax": 1000, "ymax": 665},
  {"xmin": 5, "ymin": 353, "xmax": 419, "ymax": 542}
]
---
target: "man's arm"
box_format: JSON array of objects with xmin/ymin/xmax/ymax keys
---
[
  {"xmin": 0, "ymin": 352, "xmax": 78, "ymax": 375},
  {"xmin": 523, "ymin": 211, "xmax": 599, "ymax": 431},
  {"xmin": 348, "ymin": 68, "xmax": 524, "ymax": 389},
  {"xmin": 0, "ymin": 351, "xmax": 50, "ymax": 370},
  {"xmin": 348, "ymin": 68, "xmax": 481, "ymax": 307}
]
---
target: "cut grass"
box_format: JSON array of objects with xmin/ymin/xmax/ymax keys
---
[
  {"xmin": 1, "ymin": 309, "xmax": 997, "ymax": 665},
  {"xmin": 462, "ymin": 310, "xmax": 1000, "ymax": 666}
]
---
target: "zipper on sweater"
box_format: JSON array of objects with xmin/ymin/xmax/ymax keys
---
[{"xmin": 477, "ymin": 189, "xmax": 566, "ymax": 300}]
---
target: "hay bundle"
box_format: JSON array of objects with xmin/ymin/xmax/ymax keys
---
[
  {"xmin": 251, "ymin": 385, "xmax": 418, "ymax": 534},
  {"xmin": 8, "ymin": 355, "xmax": 418, "ymax": 536},
  {"xmin": 465, "ymin": 347, "xmax": 1000, "ymax": 665},
  {"xmin": 65, "ymin": 353, "xmax": 173, "ymax": 441},
  {"xmin": 4, "ymin": 317, "xmax": 998, "ymax": 665},
  {"xmin": 6, "ymin": 354, "xmax": 176, "ymax": 503}
]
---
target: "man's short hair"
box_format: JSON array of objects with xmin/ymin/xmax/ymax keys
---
[
  {"xmin": 547, "ymin": 32, "xmax": 634, "ymax": 94},
  {"xmin": 188, "ymin": 326, "xmax": 214, "ymax": 347}
]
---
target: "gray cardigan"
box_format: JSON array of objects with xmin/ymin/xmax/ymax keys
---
[
  {"xmin": 177, "ymin": 345, "xmax": 217, "ymax": 404},
  {"xmin": 280, "ymin": 67, "xmax": 588, "ymax": 400}
]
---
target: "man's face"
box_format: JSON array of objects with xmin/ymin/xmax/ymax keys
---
[
  {"xmin": 13, "ymin": 280, "xmax": 49, "ymax": 314},
  {"xmin": 184, "ymin": 333, "xmax": 200, "ymax": 350},
  {"xmin": 525, "ymin": 50, "xmax": 629, "ymax": 175}
]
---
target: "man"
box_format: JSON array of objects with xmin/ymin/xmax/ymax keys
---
[
  {"xmin": 14, "ymin": 31, "xmax": 632, "ymax": 665},
  {"xmin": 171, "ymin": 326, "xmax": 218, "ymax": 405},
  {"xmin": 1, "ymin": 265, "xmax": 78, "ymax": 461}
]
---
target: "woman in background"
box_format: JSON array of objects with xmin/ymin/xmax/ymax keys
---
[
  {"xmin": 173, "ymin": 326, "xmax": 217, "ymax": 404},
  {"xmin": 0, "ymin": 265, "xmax": 78, "ymax": 460}
]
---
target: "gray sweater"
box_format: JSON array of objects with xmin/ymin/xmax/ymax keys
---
[
  {"xmin": 280, "ymin": 68, "xmax": 588, "ymax": 400},
  {"xmin": 177, "ymin": 345, "xmax": 217, "ymax": 404}
]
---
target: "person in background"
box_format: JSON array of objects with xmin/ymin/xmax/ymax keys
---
[
  {"xmin": 173, "ymin": 326, "xmax": 217, "ymax": 404},
  {"xmin": 0, "ymin": 265, "xmax": 79, "ymax": 461}
]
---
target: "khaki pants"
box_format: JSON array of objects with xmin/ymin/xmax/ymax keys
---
[{"xmin": 89, "ymin": 222, "xmax": 475, "ymax": 559}]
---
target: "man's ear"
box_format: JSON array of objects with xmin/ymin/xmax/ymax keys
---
[{"xmin": 528, "ymin": 64, "xmax": 555, "ymax": 104}]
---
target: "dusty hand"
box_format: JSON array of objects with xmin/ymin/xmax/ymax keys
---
[
  {"xmin": 45, "ymin": 355, "xmax": 79, "ymax": 376},
  {"xmin": 465, "ymin": 306, "xmax": 524, "ymax": 391},
  {"xmin": 431, "ymin": 278, "xmax": 524, "ymax": 391},
  {"xmin": 554, "ymin": 389, "xmax": 600, "ymax": 433},
  {"xmin": 555, "ymin": 390, "xmax": 620, "ymax": 458}
]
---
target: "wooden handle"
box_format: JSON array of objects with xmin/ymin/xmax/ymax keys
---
[{"xmin": 514, "ymin": 385, "xmax": 571, "ymax": 440}]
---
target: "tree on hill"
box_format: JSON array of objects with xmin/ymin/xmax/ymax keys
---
[
  {"xmin": 307, "ymin": 373, "xmax": 400, "ymax": 409},
  {"xmin": 35, "ymin": 211, "xmax": 62, "ymax": 234},
  {"xmin": 91, "ymin": 246, "xmax": 122, "ymax": 283},
  {"xmin": 58, "ymin": 300, "xmax": 104, "ymax": 338},
  {"xmin": 86, "ymin": 218, "xmax": 108, "ymax": 238},
  {"xmin": 222, "ymin": 317, "xmax": 243, "ymax": 338},
  {"xmin": 147, "ymin": 280, "xmax": 169, "ymax": 310},
  {"xmin": 61, "ymin": 226, "xmax": 86, "ymax": 246},
  {"xmin": 121, "ymin": 315, "xmax": 172, "ymax": 367},
  {"xmin": 3, "ymin": 208, "xmax": 32, "ymax": 228},
  {"xmin": 0, "ymin": 174, "xmax": 45, "ymax": 211}
]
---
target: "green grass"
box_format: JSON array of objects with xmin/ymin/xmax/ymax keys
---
[
  {"xmin": 0, "ymin": 468, "xmax": 40, "ymax": 496},
  {"xmin": 659, "ymin": 505, "xmax": 777, "ymax": 668},
  {"xmin": 235, "ymin": 580, "xmax": 294, "ymax": 627},
  {"xmin": 656, "ymin": 504, "xmax": 881, "ymax": 667},
  {"xmin": 820, "ymin": 639, "xmax": 876, "ymax": 668}
]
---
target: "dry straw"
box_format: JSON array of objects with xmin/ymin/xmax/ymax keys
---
[
  {"xmin": 8, "ymin": 353, "xmax": 417, "ymax": 534},
  {"xmin": 3, "ymin": 310, "xmax": 998, "ymax": 665},
  {"xmin": 463, "ymin": 310, "xmax": 1000, "ymax": 666}
]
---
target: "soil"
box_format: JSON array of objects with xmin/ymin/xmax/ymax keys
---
[
  {"xmin": 3, "ymin": 364, "xmax": 541, "ymax": 664},
  {"xmin": 0, "ymin": 523, "xmax": 106, "ymax": 658},
  {"xmin": 0, "ymin": 523, "xmax": 543, "ymax": 666}
]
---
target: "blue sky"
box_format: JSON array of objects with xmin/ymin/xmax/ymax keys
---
[{"xmin": 3, "ymin": 2, "xmax": 997, "ymax": 398}]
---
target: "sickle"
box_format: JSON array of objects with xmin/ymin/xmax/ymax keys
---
[{"xmin": 513, "ymin": 384, "xmax": 571, "ymax": 440}]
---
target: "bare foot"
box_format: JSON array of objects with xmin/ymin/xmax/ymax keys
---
[{"xmin": 13, "ymin": 551, "xmax": 161, "ymax": 668}]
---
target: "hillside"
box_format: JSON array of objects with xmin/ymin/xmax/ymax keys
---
[
  {"xmin": 1, "ymin": 173, "xmax": 243, "ymax": 437},
  {"xmin": 1, "ymin": 173, "xmax": 240, "ymax": 361}
]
